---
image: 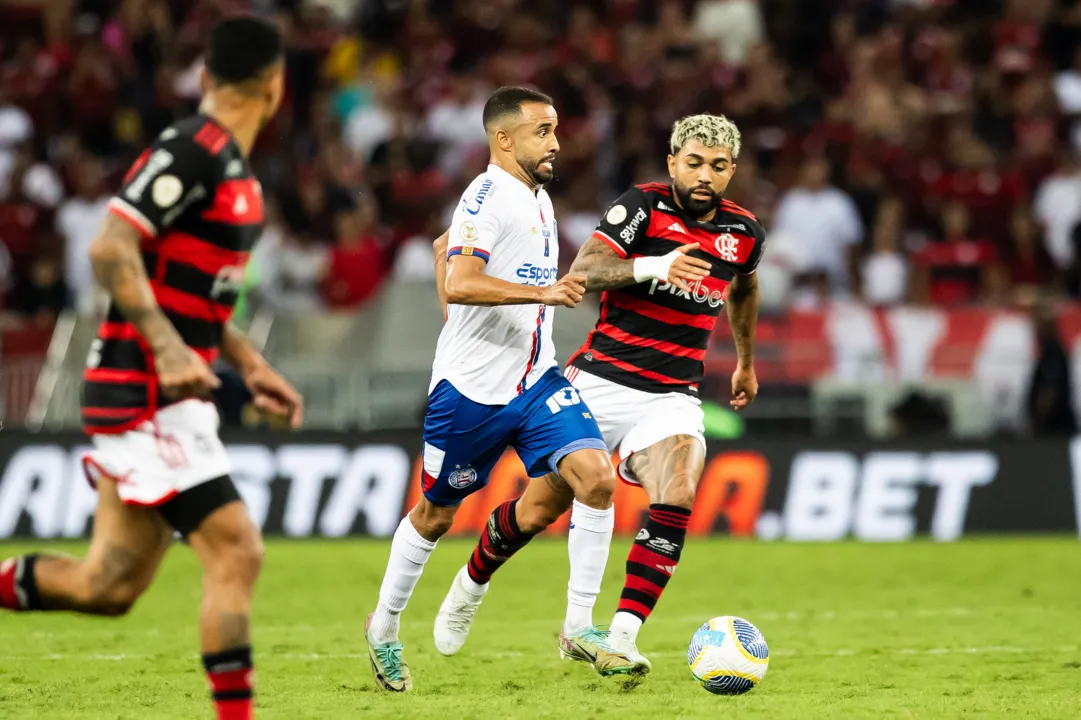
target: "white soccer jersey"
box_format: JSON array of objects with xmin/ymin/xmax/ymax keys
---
[{"xmin": 431, "ymin": 164, "xmax": 559, "ymax": 406}]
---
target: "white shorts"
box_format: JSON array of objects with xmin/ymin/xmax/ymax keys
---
[
  {"xmin": 82, "ymin": 399, "xmax": 232, "ymax": 507},
  {"xmin": 565, "ymin": 367, "xmax": 705, "ymax": 485}
]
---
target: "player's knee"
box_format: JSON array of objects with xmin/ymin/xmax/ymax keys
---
[
  {"xmin": 206, "ymin": 524, "xmax": 264, "ymax": 589},
  {"xmin": 409, "ymin": 499, "xmax": 457, "ymax": 541},
  {"xmin": 661, "ymin": 475, "xmax": 697, "ymax": 510},
  {"xmin": 563, "ymin": 451, "xmax": 617, "ymax": 509},
  {"xmin": 77, "ymin": 567, "xmax": 147, "ymax": 616}
]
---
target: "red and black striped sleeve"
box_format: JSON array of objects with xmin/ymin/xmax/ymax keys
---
[
  {"xmin": 108, "ymin": 125, "xmax": 218, "ymax": 240},
  {"xmin": 590, "ymin": 186, "xmax": 652, "ymax": 258}
]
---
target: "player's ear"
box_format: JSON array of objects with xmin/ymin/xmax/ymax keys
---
[
  {"xmin": 667, "ymin": 153, "xmax": 677, "ymax": 179},
  {"xmin": 199, "ymin": 66, "xmax": 211, "ymax": 94},
  {"xmin": 495, "ymin": 128, "xmax": 514, "ymax": 154}
]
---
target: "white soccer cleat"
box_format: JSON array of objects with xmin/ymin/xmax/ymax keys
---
[
  {"xmin": 606, "ymin": 630, "xmax": 653, "ymax": 675},
  {"xmin": 433, "ymin": 565, "xmax": 488, "ymax": 656}
]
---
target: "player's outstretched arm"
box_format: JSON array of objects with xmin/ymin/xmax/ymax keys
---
[
  {"xmin": 88, "ymin": 215, "xmax": 220, "ymax": 398},
  {"xmin": 445, "ymin": 255, "xmax": 585, "ymax": 308},
  {"xmin": 726, "ymin": 271, "xmax": 759, "ymax": 410},
  {"xmin": 433, "ymin": 230, "xmax": 449, "ymax": 319},
  {"xmin": 571, "ymin": 236, "xmax": 712, "ymax": 293}
]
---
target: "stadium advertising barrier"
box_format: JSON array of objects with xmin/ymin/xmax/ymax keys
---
[{"xmin": 0, "ymin": 430, "xmax": 1077, "ymax": 540}]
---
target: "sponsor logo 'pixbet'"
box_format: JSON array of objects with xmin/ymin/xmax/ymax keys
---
[
  {"xmin": 516, "ymin": 263, "xmax": 558, "ymax": 286},
  {"xmin": 464, "ymin": 179, "xmax": 495, "ymax": 215},
  {"xmin": 649, "ymin": 277, "xmax": 725, "ymax": 307}
]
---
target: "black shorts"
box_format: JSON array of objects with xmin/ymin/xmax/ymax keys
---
[{"xmin": 157, "ymin": 475, "xmax": 242, "ymax": 537}]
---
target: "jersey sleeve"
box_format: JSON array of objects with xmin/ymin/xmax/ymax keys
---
[
  {"xmin": 591, "ymin": 187, "xmax": 651, "ymax": 258},
  {"xmin": 447, "ymin": 179, "xmax": 501, "ymax": 264},
  {"xmin": 107, "ymin": 131, "xmax": 215, "ymax": 239},
  {"xmin": 739, "ymin": 219, "xmax": 768, "ymax": 275}
]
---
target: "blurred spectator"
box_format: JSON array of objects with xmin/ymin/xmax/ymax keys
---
[
  {"xmin": 344, "ymin": 73, "xmax": 405, "ymax": 163},
  {"xmin": 57, "ymin": 154, "xmax": 109, "ymax": 314},
  {"xmin": 911, "ymin": 202, "xmax": 1002, "ymax": 307},
  {"xmin": 18, "ymin": 248, "xmax": 67, "ymax": 324},
  {"xmin": 1034, "ymin": 151, "xmax": 1081, "ymax": 271},
  {"xmin": 426, "ymin": 61, "xmax": 489, "ymax": 177},
  {"xmin": 693, "ymin": 0, "xmax": 764, "ymax": 67},
  {"xmin": 0, "ymin": 86, "xmax": 33, "ymax": 192},
  {"xmin": 1027, "ymin": 306, "xmax": 1076, "ymax": 436},
  {"xmin": 1057, "ymin": 45, "xmax": 1081, "ymax": 152},
  {"xmin": 861, "ymin": 197, "xmax": 909, "ymax": 307},
  {"xmin": 249, "ymin": 203, "xmax": 329, "ymax": 313},
  {"xmin": 322, "ymin": 194, "xmax": 390, "ymax": 309},
  {"xmin": 1004, "ymin": 205, "xmax": 1057, "ymax": 303},
  {"xmin": 772, "ymin": 156, "xmax": 864, "ymax": 297}
]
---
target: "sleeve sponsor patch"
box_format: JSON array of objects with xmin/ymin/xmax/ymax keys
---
[{"xmin": 606, "ymin": 204, "xmax": 627, "ymax": 225}]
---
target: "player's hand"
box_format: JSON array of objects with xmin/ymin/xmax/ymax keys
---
[
  {"xmin": 154, "ymin": 341, "xmax": 221, "ymax": 400},
  {"xmin": 540, "ymin": 273, "xmax": 587, "ymax": 308},
  {"xmin": 244, "ymin": 364, "xmax": 304, "ymax": 429},
  {"xmin": 667, "ymin": 243, "xmax": 713, "ymax": 292},
  {"xmin": 731, "ymin": 363, "xmax": 758, "ymax": 411}
]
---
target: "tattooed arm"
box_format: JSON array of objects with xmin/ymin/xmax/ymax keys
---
[
  {"xmin": 88, "ymin": 214, "xmax": 219, "ymax": 397},
  {"xmin": 88, "ymin": 215, "xmax": 185, "ymax": 355},
  {"xmin": 570, "ymin": 236, "xmax": 712, "ymax": 293},
  {"xmin": 569, "ymin": 237, "xmax": 637, "ymax": 292},
  {"xmin": 726, "ymin": 271, "xmax": 759, "ymax": 409}
]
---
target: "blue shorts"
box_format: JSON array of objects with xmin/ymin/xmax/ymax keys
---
[{"xmin": 421, "ymin": 367, "xmax": 608, "ymax": 506}]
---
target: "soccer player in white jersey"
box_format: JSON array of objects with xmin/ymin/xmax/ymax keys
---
[{"xmin": 364, "ymin": 87, "xmax": 636, "ymax": 692}]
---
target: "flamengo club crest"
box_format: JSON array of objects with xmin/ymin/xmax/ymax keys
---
[{"xmin": 715, "ymin": 233, "xmax": 739, "ymax": 263}]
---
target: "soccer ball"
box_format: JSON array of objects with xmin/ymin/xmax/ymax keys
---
[{"xmin": 687, "ymin": 616, "xmax": 769, "ymax": 694}]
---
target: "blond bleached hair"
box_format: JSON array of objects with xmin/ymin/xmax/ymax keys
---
[{"xmin": 669, "ymin": 114, "xmax": 742, "ymax": 159}]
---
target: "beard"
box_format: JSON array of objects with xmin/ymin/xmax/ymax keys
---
[
  {"xmin": 521, "ymin": 152, "xmax": 556, "ymax": 185},
  {"xmin": 673, "ymin": 182, "xmax": 719, "ymax": 218}
]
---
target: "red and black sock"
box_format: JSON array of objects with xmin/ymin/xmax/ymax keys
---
[
  {"xmin": 617, "ymin": 504, "xmax": 691, "ymax": 622},
  {"xmin": 467, "ymin": 498, "xmax": 537, "ymax": 585},
  {"xmin": 0, "ymin": 554, "xmax": 43, "ymax": 611},
  {"xmin": 204, "ymin": 646, "xmax": 254, "ymax": 720}
]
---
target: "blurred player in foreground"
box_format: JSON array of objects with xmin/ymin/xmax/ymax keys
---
[
  {"xmin": 365, "ymin": 86, "xmax": 635, "ymax": 692},
  {"xmin": 435, "ymin": 114, "xmax": 763, "ymax": 676},
  {"xmin": 0, "ymin": 16, "xmax": 302, "ymax": 720}
]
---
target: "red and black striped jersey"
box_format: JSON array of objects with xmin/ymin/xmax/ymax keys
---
[
  {"xmin": 568, "ymin": 182, "xmax": 765, "ymax": 395},
  {"xmin": 81, "ymin": 114, "xmax": 264, "ymax": 434}
]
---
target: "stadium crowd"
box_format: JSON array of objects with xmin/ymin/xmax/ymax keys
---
[{"xmin": 0, "ymin": 0, "xmax": 1080, "ymax": 326}]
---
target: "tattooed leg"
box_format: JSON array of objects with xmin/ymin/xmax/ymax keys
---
[
  {"xmin": 611, "ymin": 435, "xmax": 705, "ymax": 641},
  {"xmin": 625, "ymin": 434, "xmax": 706, "ymax": 510},
  {"xmin": 187, "ymin": 500, "xmax": 262, "ymax": 718},
  {"xmin": 1, "ymin": 476, "xmax": 172, "ymax": 615}
]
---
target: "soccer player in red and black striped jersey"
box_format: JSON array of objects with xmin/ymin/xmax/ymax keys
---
[
  {"xmin": 0, "ymin": 16, "xmax": 300, "ymax": 719},
  {"xmin": 435, "ymin": 114, "xmax": 762, "ymax": 677}
]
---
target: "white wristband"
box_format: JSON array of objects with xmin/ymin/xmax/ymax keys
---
[{"xmin": 633, "ymin": 250, "xmax": 679, "ymax": 283}]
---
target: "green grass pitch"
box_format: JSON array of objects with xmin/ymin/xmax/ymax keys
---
[{"xmin": 0, "ymin": 538, "xmax": 1079, "ymax": 719}]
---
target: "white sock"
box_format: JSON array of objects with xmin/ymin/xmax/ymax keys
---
[
  {"xmin": 610, "ymin": 611, "xmax": 644, "ymax": 641},
  {"xmin": 370, "ymin": 517, "xmax": 437, "ymax": 644},
  {"xmin": 564, "ymin": 499, "xmax": 614, "ymax": 634}
]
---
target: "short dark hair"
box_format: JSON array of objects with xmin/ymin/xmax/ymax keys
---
[
  {"xmin": 482, "ymin": 86, "xmax": 554, "ymax": 132},
  {"xmin": 206, "ymin": 15, "xmax": 283, "ymax": 86}
]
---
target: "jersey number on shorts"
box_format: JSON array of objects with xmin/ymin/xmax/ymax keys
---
[{"xmin": 545, "ymin": 387, "xmax": 583, "ymax": 414}]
